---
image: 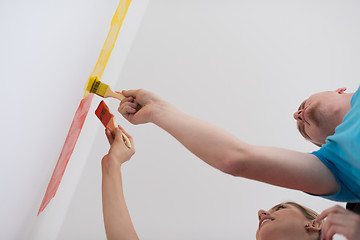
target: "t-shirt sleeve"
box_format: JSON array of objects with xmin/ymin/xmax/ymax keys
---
[{"xmin": 309, "ymin": 150, "xmax": 356, "ymax": 202}]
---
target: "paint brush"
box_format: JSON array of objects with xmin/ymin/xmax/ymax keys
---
[
  {"xmin": 95, "ymin": 100, "xmax": 131, "ymax": 148},
  {"xmin": 86, "ymin": 76, "xmax": 125, "ymax": 101}
]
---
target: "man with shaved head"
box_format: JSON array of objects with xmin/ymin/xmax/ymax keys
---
[{"xmin": 118, "ymin": 86, "xmax": 359, "ymax": 205}]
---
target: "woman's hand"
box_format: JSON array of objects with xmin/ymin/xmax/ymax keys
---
[
  {"xmin": 102, "ymin": 126, "xmax": 135, "ymax": 167},
  {"xmin": 101, "ymin": 126, "xmax": 139, "ymax": 240},
  {"xmin": 316, "ymin": 205, "xmax": 360, "ymax": 240}
]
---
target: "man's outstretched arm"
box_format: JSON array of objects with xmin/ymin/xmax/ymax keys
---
[{"xmin": 119, "ymin": 89, "xmax": 339, "ymax": 196}]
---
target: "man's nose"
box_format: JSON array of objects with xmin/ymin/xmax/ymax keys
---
[
  {"xmin": 293, "ymin": 110, "xmax": 303, "ymax": 121},
  {"xmin": 258, "ymin": 210, "xmax": 269, "ymax": 220}
]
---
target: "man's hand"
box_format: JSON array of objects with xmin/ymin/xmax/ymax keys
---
[
  {"xmin": 316, "ymin": 205, "xmax": 360, "ymax": 240},
  {"xmin": 118, "ymin": 89, "xmax": 171, "ymax": 125}
]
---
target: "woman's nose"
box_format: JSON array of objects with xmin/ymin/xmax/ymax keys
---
[
  {"xmin": 293, "ymin": 109, "xmax": 303, "ymax": 121},
  {"xmin": 258, "ymin": 210, "xmax": 269, "ymax": 220}
]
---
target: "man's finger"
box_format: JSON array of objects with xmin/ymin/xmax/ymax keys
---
[
  {"xmin": 120, "ymin": 96, "xmax": 134, "ymax": 105},
  {"xmin": 122, "ymin": 89, "xmax": 139, "ymax": 98}
]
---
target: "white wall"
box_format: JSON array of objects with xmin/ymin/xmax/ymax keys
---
[
  {"xmin": 0, "ymin": 0, "xmax": 148, "ymax": 239},
  {"xmin": 1, "ymin": 0, "xmax": 359, "ymax": 239}
]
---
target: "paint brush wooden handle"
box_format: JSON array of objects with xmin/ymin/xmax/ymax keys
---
[
  {"xmin": 104, "ymin": 87, "xmax": 125, "ymax": 101},
  {"xmin": 87, "ymin": 77, "xmax": 125, "ymax": 101},
  {"xmin": 88, "ymin": 77, "xmax": 140, "ymax": 109},
  {"xmin": 95, "ymin": 100, "xmax": 132, "ymax": 148},
  {"xmin": 107, "ymin": 118, "xmax": 132, "ymax": 148},
  {"xmin": 120, "ymin": 132, "xmax": 132, "ymax": 149}
]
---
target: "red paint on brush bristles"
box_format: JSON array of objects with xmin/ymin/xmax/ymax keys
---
[
  {"xmin": 95, "ymin": 100, "xmax": 132, "ymax": 148},
  {"xmin": 95, "ymin": 100, "xmax": 113, "ymax": 127},
  {"xmin": 95, "ymin": 100, "xmax": 117, "ymax": 131}
]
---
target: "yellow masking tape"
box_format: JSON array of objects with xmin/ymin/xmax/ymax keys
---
[
  {"xmin": 84, "ymin": 0, "xmax": 132, "ymax": 98},
  {"xmin": 38, "ymin": 0, "xmax": 132, "ymax": 216}
]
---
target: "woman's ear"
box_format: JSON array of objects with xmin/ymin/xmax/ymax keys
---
[{"xmin": 305, "ymin": 220, "xmax": 322, "ymax": 232}]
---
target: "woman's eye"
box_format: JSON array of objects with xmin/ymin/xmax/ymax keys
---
[{"xmin": 275, "ymin": 205, "xmax": 286, "ymax": 211}]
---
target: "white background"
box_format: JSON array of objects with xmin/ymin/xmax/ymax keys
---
[{"xmin": 1, "ymin": 0, "xmax": 358, "ymax": 239}]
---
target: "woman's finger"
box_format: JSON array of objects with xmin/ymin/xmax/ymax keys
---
[
  {"xmin": 117, "ymin": 125, "xmax": 135, "ymax": 150},
  {"xmin": 105, "ymin": 129, "xmax": 114, "ymax": 145},
  {"xmin": 322, "ymin": 225, "xmax": 341, "ymax": 240},
  {"xmin": 316, "ymin": 205, "xmax": 345, "ymax": 222},
  {"xmin": 113, "ymin": 127, "xmax": 124, "ymax": 144}
]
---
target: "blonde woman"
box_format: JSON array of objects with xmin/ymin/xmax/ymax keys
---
[{"xmin": 257, "ymin": 202, "xmax": 360, "ymax": 240}]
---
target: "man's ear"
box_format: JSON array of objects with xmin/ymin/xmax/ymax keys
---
[
  {"xmin": 336, "ymin": 87, "xmax": 347, "ymax": 94},
  {"xmin": 305, "ymin": 220, "xmax": 322, "ymax": 232}
]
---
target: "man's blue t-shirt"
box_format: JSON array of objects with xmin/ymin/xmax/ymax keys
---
[{"xmin": 312, "ymin": 86, "xmax": 360, "ymax": 202}]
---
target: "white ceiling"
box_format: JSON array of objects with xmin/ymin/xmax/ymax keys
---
[{"xmin": 1, "ymin": 0, "xmax": 358, "ymax": 239}]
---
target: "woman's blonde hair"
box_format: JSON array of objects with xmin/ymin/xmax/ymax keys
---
[
  {"xmin": 284, "ymin": 202, "xmax": 318, "ymax": 220},
  {"xmin": 283, "ymin": 202, "xmax": 321, "ymax": 240}
]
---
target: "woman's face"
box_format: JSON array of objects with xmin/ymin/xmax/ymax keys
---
[{"xmin": 256, "ymin": 203, "xmax": 310, "ymax": 240}]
